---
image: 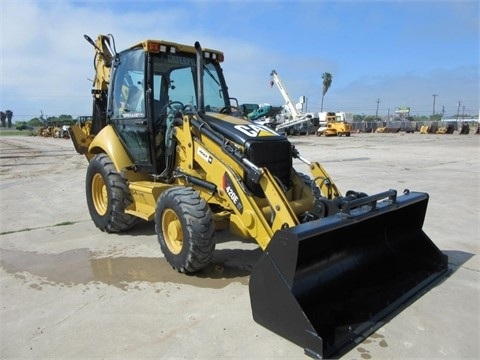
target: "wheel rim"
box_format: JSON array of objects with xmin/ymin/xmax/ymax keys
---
[
  {"xmin": 162, "ymin": 209, "xmax": 183, "ymax": 254},
  {"xmin": 91, "ymin": 173, "xmax": 108, "ymax": 216}
]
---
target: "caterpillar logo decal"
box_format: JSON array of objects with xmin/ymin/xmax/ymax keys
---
[
  {"xmin": 223, "ymin": 173, "xmax": 243, "ymax": 213},
  {"xmin": 234, "ymin": 124, "xmax": 278, "ymax": 137}
]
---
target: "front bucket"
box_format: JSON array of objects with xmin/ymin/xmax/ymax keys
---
[{"xmin": 249, "ymin": 191, "xmax": 448, "ymax": 359}]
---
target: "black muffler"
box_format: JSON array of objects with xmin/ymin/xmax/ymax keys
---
[{"xmin": 249, "ymin": 190, "xmax": 448, "ymax": 359}]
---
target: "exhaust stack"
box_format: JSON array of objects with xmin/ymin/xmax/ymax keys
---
[{"xmin": 194, "ymin": 41, "xmax": 205, "ymax": 114}]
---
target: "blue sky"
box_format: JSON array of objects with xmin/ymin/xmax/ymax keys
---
[{"xmin": 1, "ymin": 0, "xmax": 478, "ymax": 120}]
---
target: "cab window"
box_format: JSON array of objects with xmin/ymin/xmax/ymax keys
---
[{"xmin": 110, "ymin": 49, "xmax": 150, "ymax": 165}]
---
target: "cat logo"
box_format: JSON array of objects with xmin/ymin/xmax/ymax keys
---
[{"xmin": 234, "ymin": 124, "xmax": 278, "ymax": 138}]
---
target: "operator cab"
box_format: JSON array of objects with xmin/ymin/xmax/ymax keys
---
[{"xmin": 107, "ymin": 42, "xmax": 230, "ymax": 175}]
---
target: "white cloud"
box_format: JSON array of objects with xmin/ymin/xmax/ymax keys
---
[{"xmin": 1, "ymin": 1, "xmax": 478, "ymax": 120}]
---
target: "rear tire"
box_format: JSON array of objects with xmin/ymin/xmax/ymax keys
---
[
  {"xmin": 86, "ymin": 153, "xmax": 139, "ymax": 233},
  {"xmin": 155, "ymin": 187, "xmax": 215, "ymax": 273}
]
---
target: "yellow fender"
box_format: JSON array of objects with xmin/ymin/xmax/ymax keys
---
[{"xmin": 89, "ymin": 125, "xmax": 133, "ymax": 172}]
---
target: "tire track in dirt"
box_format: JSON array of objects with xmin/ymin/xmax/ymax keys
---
[{"xmin": 0, "ymin": 136, "xmax": 85, "ymax": 179}]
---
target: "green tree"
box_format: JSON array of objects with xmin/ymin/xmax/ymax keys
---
[
  {"xmin": 415, "ymin": 115, "xmax": 429, "ymax": 122},
  {"xmin": 58, "ymin": 114, "xmax": 73, "ymax": 121},
  {"xmin": 28, "ymin": 118, "xmax": 43, "ymax": 127},
  {"xmin": 320, "ymin": 72, "xmax": 333, "ymax": 112},
  {"xmin": 363, "ymin": 115, "xmax": 378, "ymax": 122}
]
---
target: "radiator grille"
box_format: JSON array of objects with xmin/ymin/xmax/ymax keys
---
[{"xmin": 244, "ymin": 139, "xmax": 292, "ymax": 197}]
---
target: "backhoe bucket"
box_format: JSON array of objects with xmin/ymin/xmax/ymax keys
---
[{"xmin": 249, "ymin": 190, "xmax": 448, "ymax": 359}]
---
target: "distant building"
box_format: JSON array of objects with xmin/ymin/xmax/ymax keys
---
[{"xmin": 394, "ymin": 107, "xmax": 410, "ymax": 118}]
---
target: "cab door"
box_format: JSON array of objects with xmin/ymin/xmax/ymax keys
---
[{"xmin": 109, "ymin": 48, "xmax": 154, "ymax": 171}]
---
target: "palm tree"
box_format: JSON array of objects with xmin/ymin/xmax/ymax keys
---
[{"xmin": 320, "ymin": 72, "xmax": 333, "ymax": 112}]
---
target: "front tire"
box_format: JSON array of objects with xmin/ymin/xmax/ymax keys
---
[
  {"xmin": 155, "ymin": 187, "xmax": 215, "ymax": 273},
  {"xmin": 86, "ymin": 153, "xmax": 139, "ymax": 232}
]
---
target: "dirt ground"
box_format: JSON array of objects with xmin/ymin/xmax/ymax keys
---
[{"xmin": 1, "ymin": 132, "xmax": 479, "ymax": 359}]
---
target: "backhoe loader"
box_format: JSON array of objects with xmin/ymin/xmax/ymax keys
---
[{"xmin": 70, "ymin": 34, "xmax": 448, "ymax": 359}]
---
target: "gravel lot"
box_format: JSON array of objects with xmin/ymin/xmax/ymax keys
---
[{"xmin": 1, "ymin": 132, "xmax": 479, "ymax": 359}]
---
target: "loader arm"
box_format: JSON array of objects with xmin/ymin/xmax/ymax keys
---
[
  {"xmin": 173, "ymin": 113, "xmax": 309, "ymax": 249},
  {"xmin": 292, "ymin": 149, "xmax": 342, "ymax": 199},
  {"xmin": 173, "ymin": 112, "xmax": 448, "ymax": 359}
]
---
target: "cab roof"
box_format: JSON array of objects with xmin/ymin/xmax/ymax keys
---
[{"xmin": 128, "ymin": 39, "xmax": 224, "ymax": 61}]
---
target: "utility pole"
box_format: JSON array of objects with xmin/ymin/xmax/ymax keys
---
[
  {"xmin": 376, "ymin": 98, "xmax": 380, "ymax": 119},
  {"xmin": 457, "ymin": 101, "xmax": 461, "ymax": 120},
  {"xmin": 432, "ymin": 94, "xmax": 438, "ymax": 117}
]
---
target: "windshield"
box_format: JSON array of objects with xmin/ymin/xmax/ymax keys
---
[{"xmin": 152, "ymin": 53, "xmax": 228, "ymax": 113}]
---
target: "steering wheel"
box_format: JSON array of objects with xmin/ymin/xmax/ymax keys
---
[
  {"xmin": 220, "ymin": 106, "xmax": 239, "ymax": 115},
  {"xmin": 161, "ymin": 101, "xmax": 185, "ymax": 117}
]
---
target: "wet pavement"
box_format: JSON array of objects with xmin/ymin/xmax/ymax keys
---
[
  {"xmin": 1, "ymin": 239, "xmax": 258, "ymax": 290},
  {"xmin": 1, "ymin": 133, "xmax": 479, "ymax": 359}
]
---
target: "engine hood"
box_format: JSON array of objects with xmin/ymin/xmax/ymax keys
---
[
  {"xmin": 203, "ymin": 112, "xmax": 286, "ymax": 146},
  {"xmin": 201, "ymin": 112, "xmax": 293, "ymax": 198}
]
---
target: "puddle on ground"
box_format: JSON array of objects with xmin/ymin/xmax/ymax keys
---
[
  {"xmin": 356, "ymin": 346, "xmax": 372, "ymax": 359},
  {"xmin": 356, "ymin": 332, "xmax": 389, "ymax": 358},
  {"xmin": 0, "ymin": 247, "xmax": 260, "ymax": 290}
]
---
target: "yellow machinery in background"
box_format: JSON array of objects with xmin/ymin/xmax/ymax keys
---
[{"xmin": 316, "ymin": 112, "xmax": 352, "ymax": 137}]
